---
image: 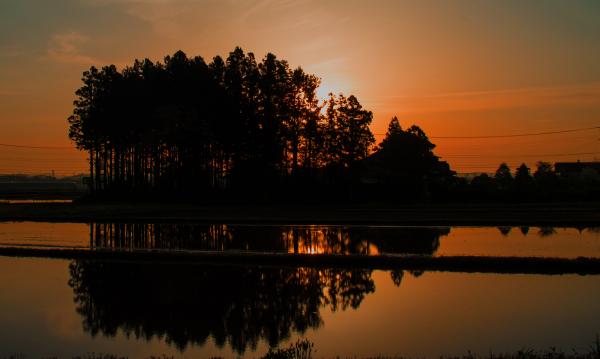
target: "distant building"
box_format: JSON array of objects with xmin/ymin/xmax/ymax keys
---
[{"xmin": 554, "ymin": 161, "xmax": 600, "ymax": 176}]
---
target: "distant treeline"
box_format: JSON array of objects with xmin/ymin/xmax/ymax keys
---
[
  {"xmin": 454, "ymin": 162, "xmax": 600, "ymax": 202},
  {"xmin": 68, "ymin": 47, "xmax": 599, "ymax": 202}
]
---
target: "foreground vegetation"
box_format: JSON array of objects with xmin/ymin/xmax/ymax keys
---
[{"xmin": 2, "ymin": 338, "xmax": 599, "ymax": 359}]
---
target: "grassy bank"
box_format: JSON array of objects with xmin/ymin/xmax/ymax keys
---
[
  {"xmin": 1, "ymin": 247, "xmax": 599, "ymax": 275},
  {"xmin": 0, "ymin": 202, "xmax": 599, "ymax": 226}
]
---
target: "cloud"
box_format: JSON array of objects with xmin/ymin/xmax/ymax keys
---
[
  {"xmin": 81, "ymin": 0, "xmax": 200, "ymax": 37},
  {"xmin": 89, "ymin": 0, "xmax": 326, "ymax": 41},
  {"xmin": 376, "ymin": 83, "xmax": 600, "ymax": 114},
  {"xmin": 0, "ymin": 47, "xmax": 22, "ymax": 58},
  {"xmin": 47, "ymin": 32, "xmax": 98, "ymax": 65},
  {"xmin": 238, "ymin": 0, "xmax": 304, "ymax": 21}
]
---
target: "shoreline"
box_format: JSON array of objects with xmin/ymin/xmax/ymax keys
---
[
  {"xmin": 0, "ymin": 202, "xmax": 598, "ymax": 226},
  {"xmin": 1, "ymin": 246, "xmax": 599, "ymax": 275}
]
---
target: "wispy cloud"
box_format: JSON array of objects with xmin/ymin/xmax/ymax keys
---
[
  {"xmin": 0, "ymin": 46, "xmax": 22, "ymax": 58},
  {"xmin": 238, "ymin": 0, "xmax": 305, "ymax": 21},
  {"xmin": 47, "ymin": 32, "xmax": 97, "ymax": 65},
  {"xmin": 376, "ymin": 83, "xmax": 600, "ymax": 114},
  {"xmin": 102, "ymin": 0, "xmax": 327, "ymax": 39},
  {"xmin": 306, "ymin": 57, "xmax": 346, "ymax": 72}
]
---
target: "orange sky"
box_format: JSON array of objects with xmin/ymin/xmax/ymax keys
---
[{"xmin": 1, "ymin": 0, "xmax": 599, "ymax": 175}]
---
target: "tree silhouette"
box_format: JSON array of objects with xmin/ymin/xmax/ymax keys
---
[
  {"xmin": 514, "ymin": 163, "xmax": 534, "ymax": 198},
  {"xmin": 494, "ymin": 162, "xmax": 513, "ymax": 192},
  {"xmin": 67, "ymin": 48, "xmax": 599, "ymax": 203},
  {"xmin": 470, "ymin": 173, "xmax": 496, "ymax": 200},
  {"xmin": 366, "ymin": 117, "xmax": 455, "ymax": 198},
  {"xmin": 68, "ymin": 48, "xmax": 377, "ymax": 200}
]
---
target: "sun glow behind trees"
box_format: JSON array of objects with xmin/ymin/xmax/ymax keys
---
[
  {"xmin": 67, "ymin": 48, "xmax": 377, "ymax": 195},
  {"xmin": 2, "ymin": 1, "xmax": 600, "ymax": 175}
]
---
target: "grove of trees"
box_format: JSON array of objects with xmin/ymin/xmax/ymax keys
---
[
  {"xmin": 68, "ymin": 47, "xmax": 376, "ymax": 200},
  {"xmin": 68, "ymin": 47, "xmax": 598, "ymax": 202}
]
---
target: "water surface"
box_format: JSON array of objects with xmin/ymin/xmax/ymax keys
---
[
  {"xmin": 1, "ymin": 222, "xmax": 598, "ymax": 258},
  {"xmin": 0, "ymin": 256, "xmax": 598, "ymax": 358}
]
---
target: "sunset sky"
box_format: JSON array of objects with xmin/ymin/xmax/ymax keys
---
[{"xmin": 1, "ymin": 0, "xmax": 599, "ymax": 175}]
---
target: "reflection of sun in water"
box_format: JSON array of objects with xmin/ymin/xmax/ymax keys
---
[{"xmin": 283, "ymin": 226, "xmax": 381, "ymax": 255}]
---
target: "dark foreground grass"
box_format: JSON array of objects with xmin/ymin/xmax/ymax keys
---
[
  {"xmin": 262, "ymin": 338, "xmax": 600, "ymax": 359},
  {"xmin": 2, "ymin": 337, "xmax": 600, "ymax": 359}
]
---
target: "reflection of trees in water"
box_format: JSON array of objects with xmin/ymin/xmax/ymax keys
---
[
  {"xmin": 389, "ymin": 269, "xmax": 425, "ymax": 287},
  {"xmin": 538, "ymin": 227, "xmax": 557, "ymax": 237},
  {"xmin": 352, "ymin": 227, "xmax": 449, "ymax": 255},
  {"xmin": 68, "ymin": 261, "xmax": 377, "ymax": 354},
  {"xmin": 390, "ymin": 269, "xmax": 403, "ymax": 286},
  {"xmin": 499, "ymin": 226, "xmax": 567, "ymax": 237},
  {"xmin": 90, "ymin": 223, "xmax": 450, "ymax": 256},
  {"xmin": 497, "ymin": 226, "xmax": 512, "ymax": 236},
  {"xmin": 90, "ymin": 223, "xmax": 236, "ymax": 251},
  {"xmin": 281, "ymin": 226, "xmax": 449, "ymax": 255}
]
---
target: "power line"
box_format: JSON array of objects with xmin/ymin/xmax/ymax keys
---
[
  {"xmin": 0, "ymin": 157, "xmax": 86, "ymax": 162},
  {"xmin": 373, "ymin": 126, "xmax": 599, "ymax": 139},
  {"xmin": 0, "ymin": 168, "xmax": 82, "ymax": 170},
  {"xmin": 441, "ymin": 151, "xmax": 600, "ymax": 158},
  {"xmin": 432, "ymin": 127, "xmax": 599, "ymax": 139},
  {"xmin": 1, "ymin": 126, "xmax": 598, "ymax": 149},
  {"xmin": 0, "ymin": 143, "xmax": 75, "ymax": 150}
]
